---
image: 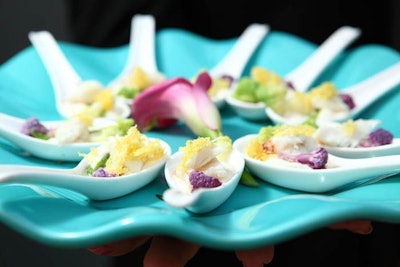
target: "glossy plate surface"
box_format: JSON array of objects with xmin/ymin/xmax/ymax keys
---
[{"xmin": 1, "ymin": 29, "xmax": 400, "ymax": 250}]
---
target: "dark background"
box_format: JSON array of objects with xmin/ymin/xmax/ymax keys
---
[
  {"xmin": 1, "ymin": 0, "xmax": 400, "ymax": 266},
  {"xmin": 1, "ymin": 0, "xmax": 400, "ymax": 65}
]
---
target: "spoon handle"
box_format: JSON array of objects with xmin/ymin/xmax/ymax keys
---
[
  {"xmin": 108, "ymin": 14, "xmax": 158, "ymax": 86},
  {"xmin": 28, "ymin": 31, "xmax": 82, "ymax": 118},
  {"xmin": 162, "ymin": 188, "xmax": 202, "ymax": 208},
  {"xmin": 209, "ymin": 23, "xmax": 270, "ymax": 79},
  {"xmin": 0, "ymin": 165, "xmax": 70, "ymax": 183},
  {"xmin": 285, "ymin": 26, "xmax": 361, "ymax": 92},
  {"xmin": 344, "ymin": 62, "xmax": 400, "ymax": 115},
  {"xmin": 338, "ymin": 154, "xmax": 400, "ymax": 168}
]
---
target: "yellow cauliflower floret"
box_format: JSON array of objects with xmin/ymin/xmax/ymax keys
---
[
  {"xmin": 72, "ymin": 112, "xmax": 95, "ymax": 126},
  {"xmin": 105, "ymin": 126, "xmax": 165, "ymax": 175},
  {"xmin": 208, "ymin": 78, "xmax": 230, "ymax": 97},
  {"xmin": 251, "ymin": 66, "xmax": 283, "ymax": 86},
  {"xmin": 285, "ymin": 91, "xmax": 314, "ymax": 115},
  {"xmin": 128, "ymin": 67, "xmax": 152, "ymax": 90},
  {"xmin": 94, "ymin": 88, "xmax": 114, "ymax": 111},
  {"xmin": 341, "ymin": 120, "xmax": 358, "ymax": 137},
  {"xmin": 308, "ymin": 82, "xmax": 338, "ymax": 100}
]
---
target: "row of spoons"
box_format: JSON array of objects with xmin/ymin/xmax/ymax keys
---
[
  {"xmin": 1, "ymin": 131, "xmax": 400, "ymax": 214},
  {"xmin": 226, "ymin": 61, "xmax": 400, "ymax": 123},
  {"xmin": 28, "ymin": 16, "xmax": 362, "ymax": 119},
  {"xmin": 28, "ymin": 14, "xmax": 269, "ymax": 116},
  {"xmin": 1, "ymin": 110, "xmax": 400, "ymax": 162}
]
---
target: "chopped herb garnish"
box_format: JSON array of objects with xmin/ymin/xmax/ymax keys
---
[
  {"xmin": 118, "ymin": 87, "xmax": 140, "ymax": 99},
  {"xmin": 30, "ymin": 131, "xmax": 50, "ymax": 140},
  {"xmin": 239, "ymin": 168, "xmax": 259, "ymax": 187}
]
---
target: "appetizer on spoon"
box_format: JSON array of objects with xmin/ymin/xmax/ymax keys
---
[
  {"xmin": 0, "ymin": 126, "xmax": 171, "ymax": 200},
  {"xmin": 233, "ymin": 125, "xmax": 400, "ymax": 193},
  {"xmin": 28, "ymin": 14, "xmax": 165, "ymax": 120},
  {"xmin": 162, "ymin": 136, "xmax": 245, "ymax": 214},
  {"xmin": 314, "ymin": 119, "xmax": 400, "ymax": 158},
  {"xmin": 0, "ymin": 112, "xmax": 133, "ymax": 161},
  {"xmin": 226, "ymin": 26, "xmax": 361, "ymax": 120},
  {"xmin": 265, "ymin": 61, "xmax": 400, "ymax": 125},
  {"xmin": 207, "ymin": 23, "xmax": 270, "ymax": 108}
]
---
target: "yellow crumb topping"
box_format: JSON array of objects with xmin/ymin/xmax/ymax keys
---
[
  {"xmin": 251, "ymin": 66, "xmax": 283, "ymax": 86},
  {"xmin": 105, "ymin": 126, "xmax": 165, "ymax": 175},
  {"xmin": 269, "ymin": 124, "xmax": 316, "ymax": 138}
]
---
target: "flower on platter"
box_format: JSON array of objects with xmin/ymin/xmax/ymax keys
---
[{"xmin": 131, "ymin": 72, "xmax": 222, "ymax": 138}]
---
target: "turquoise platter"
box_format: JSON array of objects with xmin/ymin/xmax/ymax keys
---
[{"xmin": 0, "ymin": 28, "xmax": 400, "ymax": 250}]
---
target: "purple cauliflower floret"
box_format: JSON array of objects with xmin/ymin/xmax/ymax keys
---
[
  {"xmin": 20, "ymin": 117, "xmax": 48, "ymax": 136},
  {"xmin": 339, "ymin": 93, "xmax": 355, "ymax": 110},
  {"xmin": 278, "ymin": 147, "xmax": 328, "ymax": 169},
  {"xmin": 359, "ymin": 128, "xmax": 393, "ymax": 147},
  {"xmin": 92, "ymin": 168, "xmax": 115, "ymax": 178},
  {"xmin": 189, "ymin": 170, "xmax": 222, "ymax": 191}
]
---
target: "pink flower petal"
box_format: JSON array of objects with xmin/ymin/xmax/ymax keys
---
[{"xmin": 131, "ymin": 73, "xmax": 222, "ymax": 138}]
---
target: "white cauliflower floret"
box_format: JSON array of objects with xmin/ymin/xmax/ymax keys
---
[
  {"xmin": 67, "ymin": 80, "xmax": 104, "ymax": 104},
  {"xmin": 54, "ymin": 119, "xmax": 90, "ymax": 144},
  {"xmin": 271, "ymin": 135, "xmax": 319, "ymax": 154},
  {"xmin": 314, "ymin": 119, "xmax": 381, "ymax": 147},
  {"xmin": 315, "ymin": 97, "xmax": 351, "ymax": 121}
]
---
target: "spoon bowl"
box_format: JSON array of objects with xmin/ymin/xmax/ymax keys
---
[
  {"xmin": 0, "ymin": 139, "xmax": 171, "ymax": 200},
  {"xmin": 107, "ymin": 14, "xmax": 165, "ymax": 88},
  {"xmin": 266, "ymin": 62, "xmax": 400, "ymax": 125},
  {"xmin": 0, "ymin": 112, "xmax": 118, "ymax": 161},
  {"xmin": 225, "ymin": 94, "xmax": 267, "ymax": 120},
  {"xmin": 233, "ymin": 134, "xmax": 400, "ymax": 193},
  {"xmin": 322, "ymin": 138, "xmax": 400, "ymax": 159},
  {"xmin": 28, "ymin": 14, "xmax": 162, "ymax": 119},
  {"xmin": 162, "ymin": 148, "xmax": 245, "ymax": 214},
  {"xmin": 209, "ymin": 23, "xmax": 270, "ymax": 108},
  {"xmin": 226, "ymin": 26, "xmax": 361, "ymax": 120}
]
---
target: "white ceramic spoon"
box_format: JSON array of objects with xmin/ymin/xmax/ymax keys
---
[
  {"xmin": 266, "ymin": 61, "xmax": 400, "ymax": 125},
  {"xmin": 285, "ymin": 26, "xmax": 361, "ymax": 92},
  {"xmin": 28, "ymin": 14, "xmax": 159, "ymax": 119},
  {"xmin": 225, "ymin": 26, "xmax": 361, "ymax": 120},
  {"xmin": 28, "ymin": 30, "xmax": 81, "ymax": 118},
  {"xmin": 233, "ymin": 135, "xmax": 400, "ymax": 193},
  {"xmin": 0, "ymin": 140, "xmax": 171, "ymax": 200},
  {"xmin": 322, "ymin": 138, "xmax": 400, "ymax": 159},
  {"xmin": 0, "ymin": 112, "xmax": 117, "ymax": 161},
  {"xmin": 107, "ymin": 14, "xmax": 164, "ymax": 87},
  {"xmin": 162, "ymin": 149, "xmax": 245, "ymax": 214},
  {"xmin": 209, "ymin": 23, "xmax": 270, "ymax": 108}
]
